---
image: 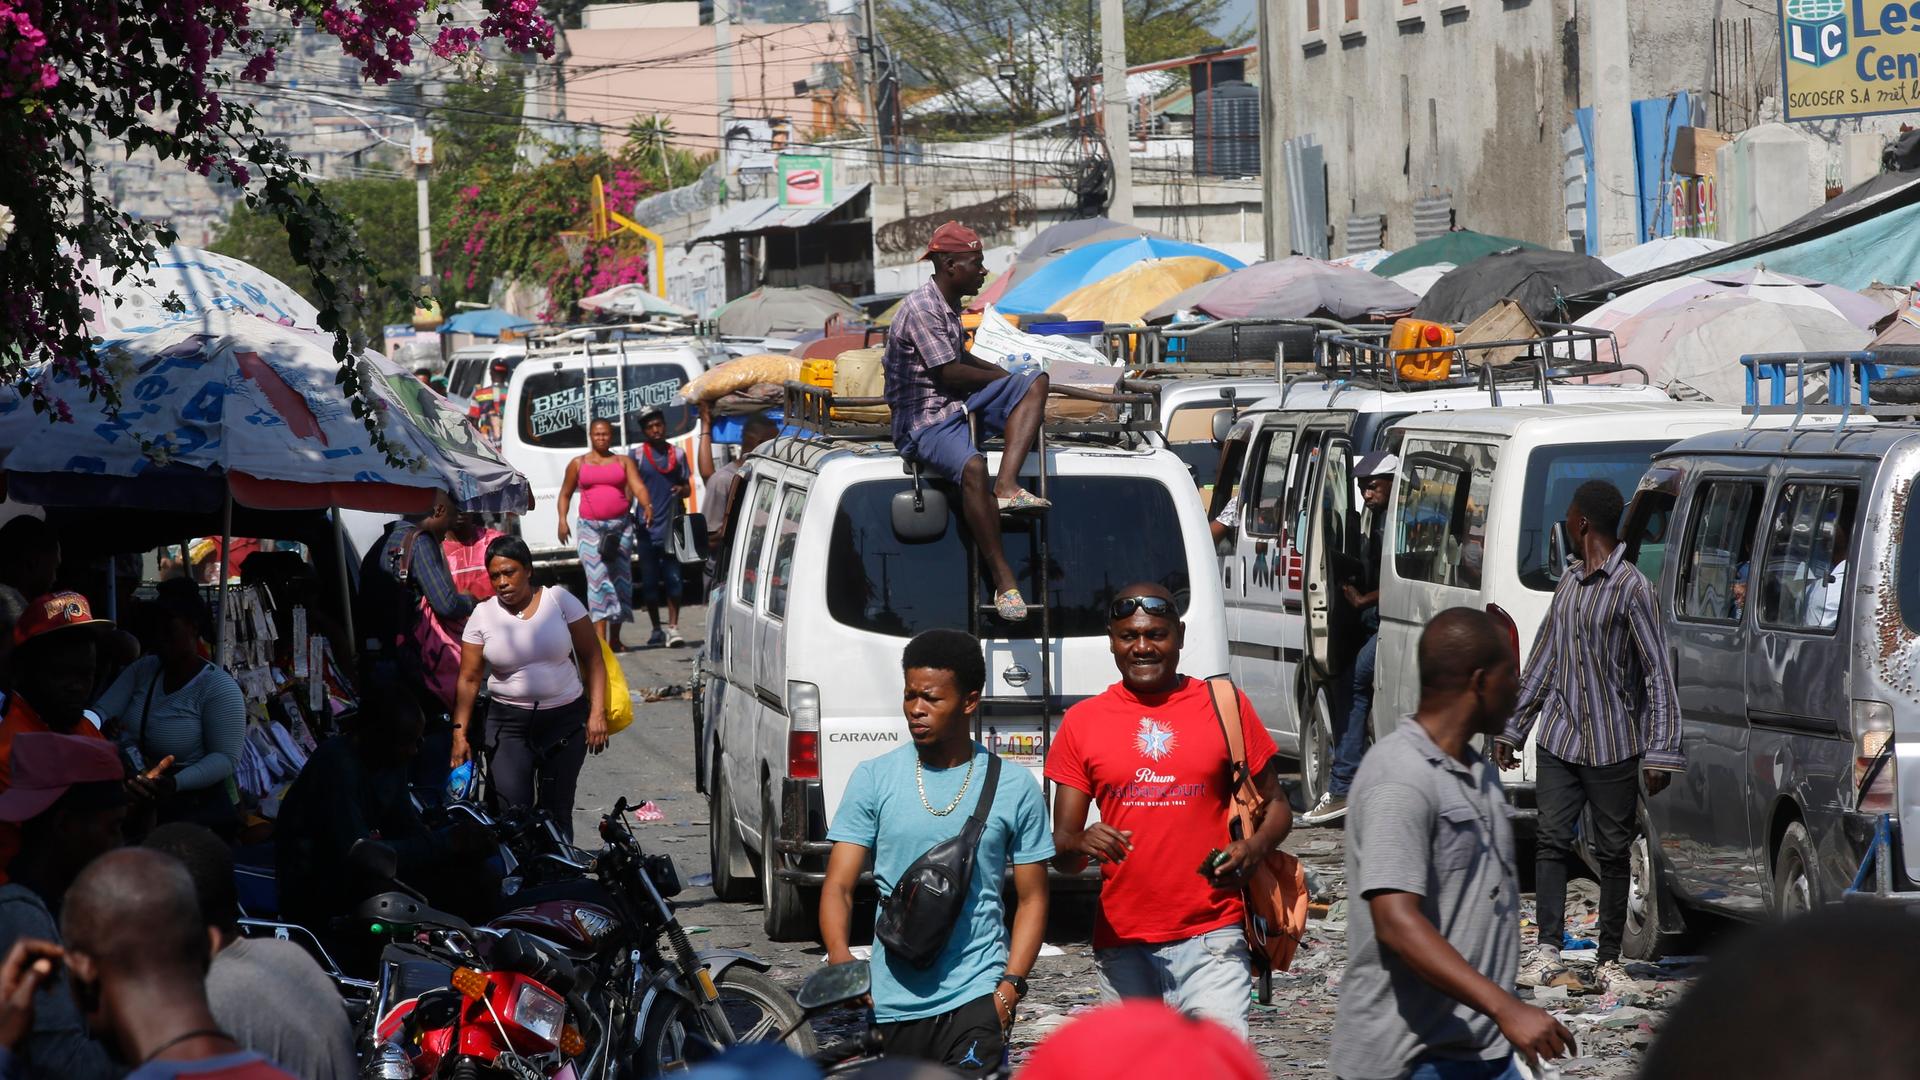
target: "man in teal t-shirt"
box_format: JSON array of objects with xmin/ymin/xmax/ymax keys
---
[{"xmin": 820, "ymin": 630, "xmax": 1052, "ymax": 1077}]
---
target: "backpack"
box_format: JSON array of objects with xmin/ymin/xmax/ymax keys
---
[
  {"xmin": 873, "ymin": 754, "xmax": 1002, "ymax": 969},
  {"xmin": 1206, "ymin": 677, "xmax": 1310, "ymax": 976}
]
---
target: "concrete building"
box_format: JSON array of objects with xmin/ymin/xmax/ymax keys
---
[{"xmin": 1258, "ymin": 0, "xmax": 1920, "ymax": 260}]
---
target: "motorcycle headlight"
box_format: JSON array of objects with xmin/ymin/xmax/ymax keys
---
[{"xmin": 510, "ymin": 983, "xmax": 566, "ymax": 1046}]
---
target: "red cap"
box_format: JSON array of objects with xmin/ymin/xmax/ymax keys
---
[
  {"xmin": 13, "ymin": 591, "xmax": 113, "ymax": 648},
  {"xmin": 1018, "ymin": 1002, "xmax": 1268, "ymax": 1080},
  {"xmin": 921, "ymin": 221, "xmax": 983, "ymax": 260},
  {"xmin": 0, "ymin": 733, "xmax": 126, "ymax": 823}
]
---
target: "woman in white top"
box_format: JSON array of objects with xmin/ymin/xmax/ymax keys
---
[{"xmin": 452, "ymin": 537, "xmax": 608, "ymax": 838}]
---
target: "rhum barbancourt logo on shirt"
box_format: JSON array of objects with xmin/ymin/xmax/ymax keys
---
[{"xmin": 1096, "ymin": 718, "xmax": 1206, "ymax": 806}]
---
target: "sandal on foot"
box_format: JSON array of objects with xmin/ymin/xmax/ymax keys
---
[
  {"xmin": 994, "ymin": 589, "xmax": 1029, "ymax": 621},
  {"xmin": 996, "ymin": 488, "xmax": 1053, "ymax": 514}
]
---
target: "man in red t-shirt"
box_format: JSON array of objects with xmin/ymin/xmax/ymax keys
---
[{"xmin": 1046, "ymin": 582, "xmax": 1292, "ymax": 1036}]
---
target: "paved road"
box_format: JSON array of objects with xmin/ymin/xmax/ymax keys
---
[{"xmin": 572, "ymin": 606, "xmax": 1693, "ymax": 1076}]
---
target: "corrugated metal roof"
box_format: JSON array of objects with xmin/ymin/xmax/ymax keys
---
[{"xmin": 689, "ymin": 183, "xmax": 871, "ymax": 245}]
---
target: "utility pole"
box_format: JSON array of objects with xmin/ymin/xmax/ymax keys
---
[
  {"xmin": 863, "ymin": 0, "xmax": 884, "ymax": 178},
  {"xmin": 1588, "ymin": 0, "xmax": 1637, "ymax": 255},
  {"xmin": 413, "ymin": 82, "xmax": 434, "ymax": 294},
  {"xmin": 1099, "ymin": 0, "xmax": 1132, "ymax": 223},
  {"xmin": 714, "ymin": 0, "xmax": 735, "ymax": 203}
]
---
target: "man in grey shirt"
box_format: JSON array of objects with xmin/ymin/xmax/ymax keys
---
[
  {"xmin": 1332, "ymin": 609, "xmax": 1572, "ymax": 1080},
  {"xmin": 145, "ymin": 824, "xmax": 356, "ymax": 1080}
]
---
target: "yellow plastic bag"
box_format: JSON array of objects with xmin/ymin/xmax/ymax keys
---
[{"xmin": 600, "ymin": 637, "xmax": 634, "ymax": 735}]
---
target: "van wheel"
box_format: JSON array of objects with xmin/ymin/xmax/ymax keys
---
[
  {"xmin": 1621, "ymin": 832, "xmax": 1676, "ymax": 960},
  {"xmin": 707, "ymin": 773, "xmax": 757, "ymax": 902},
  {"xmin": 1772, "ymin": 821, "xmax": 1819, "ymax": 917},
  {"xmin": 761, "ymin": 792, "xmax": 816, "ymax": 941},
  {"xmin": 1297, "ymin": 687, "xmax": 1335, "ymax": 810}
]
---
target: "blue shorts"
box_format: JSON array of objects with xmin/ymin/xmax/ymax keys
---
[
  {"xmin": 900, "ymin": 371, "xmax": 1043, "ymax": 484},
  {"xmin": 637, "ymin": 531, "xmax": 683, "ymax": 604}
]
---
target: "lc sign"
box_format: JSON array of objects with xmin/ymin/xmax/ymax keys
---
[{"xmin": 1780, "ymin": 0, "xmax": 1920, "ymax": 120}]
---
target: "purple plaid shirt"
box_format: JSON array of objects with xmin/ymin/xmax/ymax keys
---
[{"xmin": 882, "ymin": 279, "xmax": 966, "ymax": 447}]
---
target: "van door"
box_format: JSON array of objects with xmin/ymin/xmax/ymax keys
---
[
  {"xmin": 1297, "ymin": 434, "xmax": 1359, "ymax": 794},
  {"xmin": 1643, "ymin": 473, "xmax": 1765, "ymax": 910},
  {"xmin": 726, "ymin": 473, "xmax": 780, "ymax": 809},
  {"xmin": 1229, "ymin": 418, "xmax": 1303, "ymax": 748},
  {"xmin": 1375, "ymin": 438, "xmax": 1500, "ymax": 732},
  {"xmin": 754, "ymin": 483, "xmax": 810, "ymax": 715},
  {"xmin": 1745, "ymin": 477, "xmax": 1859, "ymax": 910}
]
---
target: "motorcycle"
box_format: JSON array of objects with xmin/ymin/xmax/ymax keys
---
[
  {"xmin": 485, "ymin": 797, "xmax": 814, "ymax": 1076},
  {"xmin": 350, "ymin": 845, "xmax": 604, "ymax": 1080},
  {"xmin": 790, "ymin": 963, "xmax": 1009, "ymax": 1080}
]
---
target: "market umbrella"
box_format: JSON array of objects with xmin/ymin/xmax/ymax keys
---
[
  {"xmin": 711, "ymin": 286, "xmax": 862, "ymax": 337},
  {"xmin": 1371, "ymin": 230, "xmax": 1543, "ymax": 279},
  {"xmin": 1584, "ymin": 268, "xmax": 1891, "ymax": 333},
  {"xmin": 1389, "ymin": 263, "xmax": 1455, "ymax": 299},
  {"xmin": 441, "ymin": 307, "xmax": 538, "ymax": 337},
  {"xmin": 1332, "ymin": 248, "xmax": 1395, "ymax": 273},
  {"xmin": 86, "ymin": 244, "xmax": 324, "ymax": 343},
  {"xmin": 1601, "ymin": 236, "xmax": 1730, "ymax": 277},
  {"xmin": 1606, "ymin": 295, "xmax": 1871, "ymax": 402},
  {"xmin": 998, "ymin": 237, "xmax": 1245, "ymax": 315},
  {"xmin": 1051, "ymin": 257, "xmax": 1231, "ymax": 325},
  {"xmin": 578, "ymin": 284, "xmax": 696, "ymax": 320},
  {"xmin": 1413, "ymin": 249, "xmax": 1619, "ymax": 324},
  {"xmin": 1144, "ymin": 256, "xmax": 1418, "ymax": 323},
  {"xmin": 1013, "ymin": 217, "xmax": 1169, "ymax": 265},
  {"xmin": 0, "ymin": 318, "xmax": 531, "ymax": 514}
]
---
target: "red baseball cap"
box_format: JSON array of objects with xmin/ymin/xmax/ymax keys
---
[
  {"xmin": 921, "ymin": 221, "xmax": 983, "ymax": 260},
  {"xmin": 13, "ymin": 591, "xmax": 113, "ymax": 649},
  {"xmin": 1018, "ymin": 1001, "xmax": 1268, "ymax": 1080},
  {"xmin": 0, "ymin": 733, "xmax": 127, "ymax": 823}
]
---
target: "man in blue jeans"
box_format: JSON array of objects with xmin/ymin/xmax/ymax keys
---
[
  {"xmin": 1304, "ymin": 451, "xmax": 1397, "ymax": 825},
  {"xmin": 630, "ymin": 409, "xmax": 688, "ymax": 647}
]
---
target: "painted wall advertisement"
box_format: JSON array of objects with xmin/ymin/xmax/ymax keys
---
[
  {"xmin": 778, "ymin": 154, "xmax": 832, "ymax": 208},
  {"xmin": 1780, "ymin": 0, "xmax": 1920, "ymax": 121}
]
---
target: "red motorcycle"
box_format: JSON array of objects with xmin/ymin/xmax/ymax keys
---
[{"xmin": 354, "ymin": 885, "xmax": 600, "ymax": 1079}]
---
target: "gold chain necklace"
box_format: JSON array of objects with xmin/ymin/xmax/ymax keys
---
[{"xmin": 916, "ymin": 754, "xmax": 976, "ymax": 816}]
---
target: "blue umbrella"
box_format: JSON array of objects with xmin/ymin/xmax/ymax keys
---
[
  {"xmin": 996, "ymin": 237, "xmax": 1246, "ymax": 314},
  {"xmin": 443, "ymin": 308, "xmax": 537, "ymax": 337}
]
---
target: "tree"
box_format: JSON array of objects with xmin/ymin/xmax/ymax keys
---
[
  {"xmin": 0, "ymin": 0, "xmax": 551, "ymax": 447},
  {"xmin": 878, "ymin": 0, "xmax": 1236, "ymax": 133},
  {"xmin": 620, "ymin": 116, "xmax": 714, "ymax": 194}
]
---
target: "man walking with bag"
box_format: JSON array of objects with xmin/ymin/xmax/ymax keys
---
[
  {"xmin": 819, "ymin": 630, "xmax": 1051, "ymax": 1077},
  {"xmin": 1048, "ymin": 583, "xmax": 1294, "ymax": 1035},
  {"xmin": 1497, "ymin": 481, "xmax": 1681, "ymax": 997}
]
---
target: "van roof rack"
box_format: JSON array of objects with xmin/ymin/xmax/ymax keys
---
[
  {"xmin": 523, "ymin": 321, "xmax": 697, "ymax": 353},
  {"xmin": 1306, "ymin": 321, "xmax": 1647, "ymax": 402},
  {"xmin": 1740, "ymin": 351, "xmax": 1920, "ymax": 428},
  {"xmin": 780, "ymin": 381, "xmax": 1163, "ymax": 445},
  {"xmin": 1101, "ymin": 317, "xmax": 1381, "ymax": 370}
]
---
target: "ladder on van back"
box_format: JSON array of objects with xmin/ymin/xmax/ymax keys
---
[{"xmin": 1739, "ymin": 351, "xmax": 1920, "ymax": 426}]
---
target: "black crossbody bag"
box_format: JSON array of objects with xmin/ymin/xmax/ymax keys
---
[{"xmin": 873, "ymin": 754, "xmax": 1002, "ymax": 969}]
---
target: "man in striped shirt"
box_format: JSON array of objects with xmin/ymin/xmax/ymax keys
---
[{"xmin": 1495, "ymin": 479, "xmax": 1681, "ymax": 998}]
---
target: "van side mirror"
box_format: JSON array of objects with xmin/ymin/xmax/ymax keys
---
[
  {"xmin": 1211, "ymin": 410, "xmax": 1234, "ymax": 445},
  {"xmin": 892, "ymin": 487, "xmax": 950, "ymax": 542}
]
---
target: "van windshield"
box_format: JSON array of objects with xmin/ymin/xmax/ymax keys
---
[
  {"xmin": 825, "ymin": 475, "xmax": 1193, "ymax": 638},
  {"xmin": 515, "ymin": 363, "xmax": 692, "ymax": 449},
  {"xmin": 1517, "ymin": 441, "xmax": 1673, "ymax": 590}
]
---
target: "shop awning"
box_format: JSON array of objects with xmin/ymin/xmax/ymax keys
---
[{"xmin": 689, "ymin": 183, "xmax": 872, "ymax": 247}]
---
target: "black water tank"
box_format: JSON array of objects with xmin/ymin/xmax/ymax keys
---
[{"xmin": 1192, "ymin": 80, "xmax": 1260, "ymax": 179}]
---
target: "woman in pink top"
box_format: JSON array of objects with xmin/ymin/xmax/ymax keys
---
[
  {"xmin": 556, "ymin": 418, "xmax": 654, "ymax": 651},
  {"xmin": 452, "ymin": 536, "xmax": 609, "ymax": 838}
]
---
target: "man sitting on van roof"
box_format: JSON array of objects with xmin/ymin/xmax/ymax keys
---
[{"xmin": 883, "ymin": 221, "xmax": 1051, "ymax": 622}]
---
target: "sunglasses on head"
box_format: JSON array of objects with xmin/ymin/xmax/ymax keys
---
[{"xmin": 1109, "ymin": 595, "xmax": 1178, "ymax": 620}]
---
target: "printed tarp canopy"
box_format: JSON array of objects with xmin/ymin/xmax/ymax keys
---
[
  {"xmin": 0, "ymin": 318, "xmax": 531, "ymax": 515},
  {"xmin": 85, "ymin": 244, "xmax": 325, "ymax": 344},
  {"xmin": 996, "ymin": 237, "xmax": 1246, "ymax": 314}
]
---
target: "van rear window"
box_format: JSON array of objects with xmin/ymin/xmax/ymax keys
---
[
  {"xmin": 515, "ymin": 364, "xmax": 691, "ymax": 449},
  {"xmin": 1517, "ymin": 441, "xmax": 1672, "ymax": 591},
  {"xmin": 825, "ymin": 476, "xmax": 1193, "ymax": 638}
]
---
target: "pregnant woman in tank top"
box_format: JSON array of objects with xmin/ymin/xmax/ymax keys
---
[{"xmin": 557, "ymin": 418, "xmax": 655, "ymax": 650}]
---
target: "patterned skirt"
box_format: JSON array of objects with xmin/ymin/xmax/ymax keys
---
[{"xmin": 576, "ymin": 514, "xmax": 635, "ymax": 622}]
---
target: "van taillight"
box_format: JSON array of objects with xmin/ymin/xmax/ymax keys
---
[
  {"xmin": 1853, "ymin": 700, "xmax": 1896, "ymax": 814},
  {"xmin": 787, "ymin": 732, "xmax": 820, "ymax": 779},
  {"xmin": 788, "ymin": 680, "xmax": 821, "ymax": 780},
  {"xmin": 1486, "ymin": 603, "xmax": 1521, "ymax": 661}
]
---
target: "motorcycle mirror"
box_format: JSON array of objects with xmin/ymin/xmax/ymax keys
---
[
  {"xmin": 349, "ymin": 838, "xmax": 400, "ymax": 881},
  {"xmin": 795, "ymin": 960, "xmax": 872, "ymax": 1012}
]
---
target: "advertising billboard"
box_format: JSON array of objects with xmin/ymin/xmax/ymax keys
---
[{"xmin": 1780, "ymin": 0, "xmax": 1920, "ymax": 121}]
